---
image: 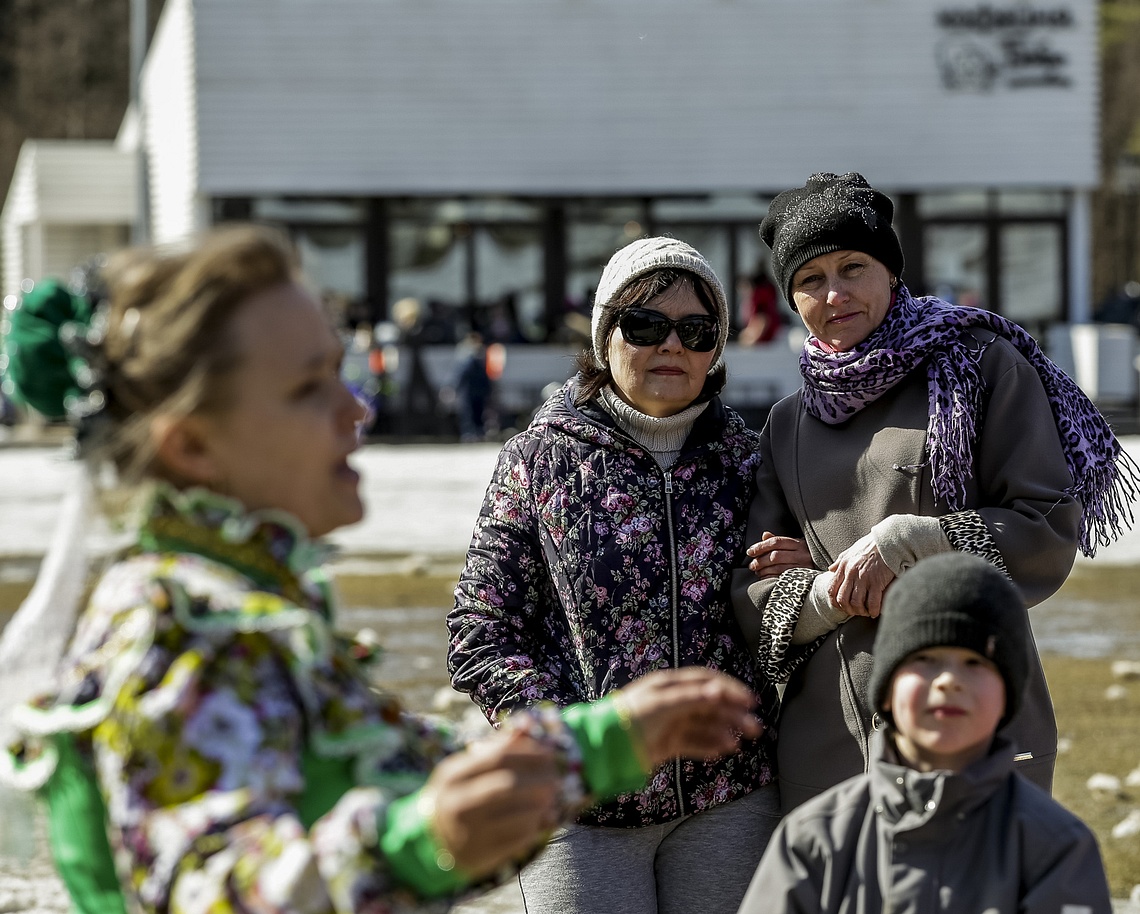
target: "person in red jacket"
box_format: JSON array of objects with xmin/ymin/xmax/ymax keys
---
[{"xmin": 737, "ymin": 267, "xmax": 783, "ymax": 344}]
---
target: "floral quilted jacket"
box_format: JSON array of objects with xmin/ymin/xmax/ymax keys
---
[
  {"xmin": 2, "ymin": 487, "xmax": 609, "ymax": 914},
  {"xmin": 447, "ymin": 379, "xmax": 778, "ymax": 827}
]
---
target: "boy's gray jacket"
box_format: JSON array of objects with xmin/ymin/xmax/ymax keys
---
[{"xmin": 739, "ymin": 735, "xmax": 1113, "ymax": 914}]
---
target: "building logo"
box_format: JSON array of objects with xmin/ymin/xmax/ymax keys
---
[{"xmin": 935, "ymin": 4, "xmax": 1074, "ymax": 91}]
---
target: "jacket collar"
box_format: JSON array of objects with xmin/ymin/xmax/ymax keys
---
[
  {"xmin": 135, "ymin": 484, "xmax": 334, "ymax": 603},
  {"xmin": 870, "ymin": 730, "xmax": 1016, "ymax": 832},
  {"xmin": 534, "ymin": 376, "xmax": 736, "ymax": 457}
]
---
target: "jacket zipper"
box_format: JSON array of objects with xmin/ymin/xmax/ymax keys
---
[
  {"xmin": 662, "ymin": 469, "xmax": 686, "ymax": 817},
  {"xmin": 592, "ymin": 415, "xmax": 696, "ymax": 817}
]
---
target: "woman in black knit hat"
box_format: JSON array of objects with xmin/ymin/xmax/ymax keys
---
[{"xmin": 731, "ymin": 171, "xmax": 1138, "ymax": 812}]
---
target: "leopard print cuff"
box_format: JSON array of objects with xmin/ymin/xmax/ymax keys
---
[
  {"xmin": 938, "ymin": 510, "xmax": 1010, "ymax": 576},
  {"xmin": 758, "ymin": 567, "xmax": 824, "ymax": 684}
]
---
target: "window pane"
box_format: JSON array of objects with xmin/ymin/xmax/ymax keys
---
[
  {"xmin": 1001, "ymin": 223, "xmax": 1063, "ymax": 326},
  {"xmin": 652, "ymin": 194, "xmax": 771, "ymax": 222},
  {"xmin": 653, "ymin": 224, "xmax": 732, "ymax": 300},
  {"xmin": 996, "ymin": 191, "xmax": 1066, "ymax": 215},
  {"xmin": 389, "ymin": 219, "xmax": 464, "ymax": 312},
  {"xmin": 924, "ymin": 224, "xmax": 987, "ymax": 307},
  {"xmin": 474, "ymin": 224, "xmax": 543, "ymax": 342},
  {"xmin": 918, "ymin": 191, "xmax": 989, "ymax": 217},
  {"xmin": 567, "ymin": 201, "xmax": 644, "ymax": 310},
  {"xmin": 294, "ymin": 226, "xmax": 364, "ymax": 300},
  {"xmin": 254, "ymin": 198, "xmax": 365, "ymax": 222},
  {"xmin": 438, "ymin": 198, "xmax": 541, "ymax": 223}
]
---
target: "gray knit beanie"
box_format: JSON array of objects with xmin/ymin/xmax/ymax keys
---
[
  {"xmin": 869, "ymin": 552, "xmax": 1030, "ymax": 729},
  {"xmin": 591, "ymin": 237, "xmax": 730, "ymax": 370},
  {"xmin": 760, "ymin": 172, "xmax": 904, "ymax": 305}
]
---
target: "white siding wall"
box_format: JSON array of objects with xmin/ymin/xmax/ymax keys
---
[
  {"xmin": 191, "ymin": 0, "xmax": 1098, "ymax": 196},
  {"xmin": 41, "ymin": 225, "xmax": 131, "ymax": 283},
  {"xmin": 21, "ymin": 226, "xmax": 44, "ymax": 291},
  {"xmin": 1, "ymin": 146, "xmax": 38, "ymax": 297},
  {"xmin": 1, "ymin": 143, "xmax": 135, "ymax": 296},
  {"xmin": 1, "ymin": 225, "xmax": 20, "ymax": 298},
  {"xmin": 34, "ymin": 143, "xmax": 136, "ymax": 223},
  {"xmin": 143, "ymin": 0, "xmax": 201, "ymax": 244}
]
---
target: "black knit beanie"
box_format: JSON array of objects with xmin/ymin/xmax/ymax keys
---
[
  {"xmin": 869, "ymin": 552, "xmax": 1030, "ymax": 729},
  {"xmin": 760, "ymin": 172, "xmax": 905, "ymax": 304}
]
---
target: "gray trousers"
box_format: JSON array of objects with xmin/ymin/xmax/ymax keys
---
[{"xmin": 518, "ymin": 782, "xmax": 781, "ymax": 914}]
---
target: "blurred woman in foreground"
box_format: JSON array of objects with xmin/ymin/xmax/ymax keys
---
[{"xmin": 0, "ymin": 225, "xmax": 760, "ymax": 914}]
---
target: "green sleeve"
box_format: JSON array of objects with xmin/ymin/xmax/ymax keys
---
[
  {"xmin": 562, "ymin": 696, "xmax": 650, "ymax": 800},
  {"xmin": 379, "ymin": 790, "xmax": 470, "ymax": 899},
  {"xmin": 41, "ymin": 733, "xmax": 127, "ymax": 914},
  {"xmin": 377, "ymin": 696, "xmax": 648, "ymax": 898}
]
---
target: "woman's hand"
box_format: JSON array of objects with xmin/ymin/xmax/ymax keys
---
[
  {"xmin": 421, "ymin": 729, "xmax": 561, "ymax": 879},
  {"xmin": 828, "ymin": 533, "xmax": 896, "ymax": 618},
  {"xmin": 421, "ymin": 669, "xmax": 760, "ymax": 878},
  {"xmin": 747, "ymin": 532, "xmax": 814, "ymax": 578},
  {"xmin": 615, "ymin": 667, "xmax": 762, "ymax": 767}
]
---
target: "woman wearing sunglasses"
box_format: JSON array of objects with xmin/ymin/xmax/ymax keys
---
[{"xmin": 448, "ymin": 237, "xmax": 798, "ymax": 914}]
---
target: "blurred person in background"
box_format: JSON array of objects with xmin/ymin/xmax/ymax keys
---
[
  {"xmin": 1094, "ymin": 280, "xmax": 1140, "ymax": 327},
  {"xmin": 0, "ymin": 225, "xmax": 762, "ymax": 914},
  {"xmin": 737, "ymin": 266, "xmax": 783, "ymax": 345},
  {"xmin": 733, "ymin": 172, "xmax": 1138, "ymax": 813},
  {"xmin": 448, "ymin": 237, "xmax": 809, "ymax": 914},
  {"xmin": 392, "ymin": 296, "xmax": 441, "ymax": 435},
  {"xmin": 451, "ymin": 331, "xmax": 493, "ymax": 442}
]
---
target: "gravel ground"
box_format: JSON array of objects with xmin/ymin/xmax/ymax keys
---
[
  {"xmin": 0, "ymin": 861, "xmax": 70, "ymax": 914},
  {"xmin": 0, "ymin": 792, "xmax": 68, "ymax": 914},
  {"xmin": 0, "ymin": 752, "xmax": 525, "ymax": 914},
  {"xmin": 0, "ymin": 853, "xmax": 524, "ymax": 914}
]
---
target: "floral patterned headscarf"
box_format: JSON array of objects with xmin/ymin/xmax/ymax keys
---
[{"xmin": 799, "ymin": 284, "xmax": 1139, "ymax": 557}]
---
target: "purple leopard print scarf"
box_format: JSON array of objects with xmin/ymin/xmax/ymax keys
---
[{"xmin": 799, "ymin": 284, "xmax": 1139, "ymax": 557}]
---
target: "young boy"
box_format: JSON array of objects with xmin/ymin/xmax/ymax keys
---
[{"xmin": 739, "ymin": 552, "xmax": 1113, "ymax": 914}]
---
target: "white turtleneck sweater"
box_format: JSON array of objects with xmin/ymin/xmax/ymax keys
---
[{"xmin": 598, "ymin": 386, "xmax": 709, "ymax": 469}]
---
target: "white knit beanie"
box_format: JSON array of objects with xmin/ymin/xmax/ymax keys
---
[{"xmin": 591, "ymin": 237, "xmax": 730, "ymax": 370}]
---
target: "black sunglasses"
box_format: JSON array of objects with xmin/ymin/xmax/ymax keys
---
[{"xmin": 617, "ymin": 309, "xmax": 719, "ymax": 352}]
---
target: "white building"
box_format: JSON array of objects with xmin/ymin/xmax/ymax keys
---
[
  {"xmin": 1, "ymin": 141, "xmax": 135, "ymax": 300},
  {"xmin": 2, "ymin": 0, "xmax": 1100, "ymax": 343}
]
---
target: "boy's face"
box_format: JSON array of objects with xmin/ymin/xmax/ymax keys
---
[{"xmin": 887, "ymin": 646, "xmax": 1006, "ymax": 774}]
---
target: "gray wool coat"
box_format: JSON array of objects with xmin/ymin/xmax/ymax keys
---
[{"xmin": 732, "ymin": 330, "xmax": 1081, "ymax": 811}]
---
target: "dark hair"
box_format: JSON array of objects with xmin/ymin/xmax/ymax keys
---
[{"xmin": 574, "ymin": 268, "xmax": 726, "ymax": 405}]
